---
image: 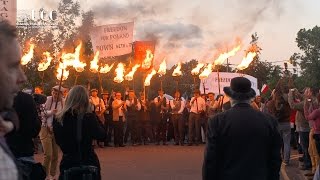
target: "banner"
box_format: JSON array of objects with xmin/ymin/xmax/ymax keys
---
[
  {"xmin": 90, "ymin": 22, "xmax": 134, "ymax": 58},
  {"xmin": 133, "ymin": 41, "xmax": 156, "ymax": 70},
  {"xmin": 199, "ymin": 72, "xmax": 259, "ymax": 95},
  {"xmin": 0, "ymin": 0, "xmax": 17, "ymax": 25}
]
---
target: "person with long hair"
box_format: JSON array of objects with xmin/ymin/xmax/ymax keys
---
[{"xmin": 53, "ymin": 85, "xmax": 105, "ymax": 180}]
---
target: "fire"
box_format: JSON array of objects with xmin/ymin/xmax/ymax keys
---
[
  {"xmin": 172, "ymin": 62, "xmax": 182, "ymax": 76},
  {"xmin": 21, "ymin": 44, "xmax": 35, "ymax": 65},
  {"xmin": 191, "ymin": 63, "xmax": 205, "ymax": 76},
  {"xmin": 199, "ymin": 64, "xmax": 213, "ymax": 80},
  {"xmin": 141, "ymin": 49, "xmax": 154, "ymax": 69},
  {"xmin": 125, "ymin": 64, "xmax": 141, "ymax": 81},
  {"xmin": 214, "ymin": 45, "xmax": 241, "ymax": 66},
  {"xmin": 90, "ymin": 51, "xmax": 100, "ymax": 73},
  {"xmin": 144, "ymin": 69, "xmax": 157, "ymax": 86},
  {"xmin": 61, "ymin": 43, "xmax": 86, "ymax": 72},
  {"xmin": 114, "ymin": 63, "xmax": 125, "ymax": 83},
  {"xmin": 157, "ymin": 59, "xmax": 167, "ymax": 76},
  {"xmin": 236, "ymin": 52, "xmax": 257, "ymax": 70},
  {"xmin": 38, "ymin": 52, "xmax": 53, "ymax": 71},
  {"xmin": 56, "ymin": 61, "xmax": 70, "ymax": 81},
  {"xmin": 100, "ymin": 63, "xmax": 114, "ymax": 74}
]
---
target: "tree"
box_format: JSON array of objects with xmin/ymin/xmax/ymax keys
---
[{"xmin": 295, "ymin": 26, "xmax": 320, "ymax": 88}]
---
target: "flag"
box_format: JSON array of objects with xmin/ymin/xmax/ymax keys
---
[{"xmin": 261, "ymin": 84, "xmax": 269, "ymax": 94}]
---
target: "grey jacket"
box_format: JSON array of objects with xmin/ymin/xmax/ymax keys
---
[{"xmin": 288, "ymin": 91, "xmax": 310, "ymax": 132}]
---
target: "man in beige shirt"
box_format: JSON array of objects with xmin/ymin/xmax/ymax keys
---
[{"xmin": 112, "ymin": 92, "xmax": 127, "ymax": 147}]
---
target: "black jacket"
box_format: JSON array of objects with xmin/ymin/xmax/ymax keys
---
[
  {"xmin": 203, "ymin": 103, "xmax": 282, "ymax": 180},
  {"xmin": 6, "ymin": 91, "xmax": 41, "ymax": 158},
  {"xmin": 53, "ymin": 111, "xmax": 105, "ymax": 176}
]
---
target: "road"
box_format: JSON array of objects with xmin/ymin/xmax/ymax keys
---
[{"xmin": 36, "ymin": 144, "xmax": 308, "ymax": 180}]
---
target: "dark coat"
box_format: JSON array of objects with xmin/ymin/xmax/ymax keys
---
[
  {"xmin": 6, "ymin": 91, "xmax": 41, "ymax": 158},
  {"xmin": 53, "ymin": 111, "xmax": 106, "ymax": 179},
  {"xmin": 203, "ymin": 103, "xmax": 282, "ymax": 180}
]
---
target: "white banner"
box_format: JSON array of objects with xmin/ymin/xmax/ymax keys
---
[
  {"xmin": 0, "ymin": 0, "xmax": 17, "ymax": 25},
  {"xmin": 199, "ymin": 72, "xmax": 259, "ymax": 95},
  {"xmin": 90, "ymin": 22, "xmax": 134, "ymax": 58}
]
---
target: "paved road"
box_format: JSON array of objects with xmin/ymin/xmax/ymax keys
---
[{"xmin": 36, "ymin": 144, "xmax": 308, "ymax": 180}]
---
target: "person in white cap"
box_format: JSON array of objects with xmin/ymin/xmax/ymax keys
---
[{"xmin": 39, "ymin": 85, "xmax": 65, "ymax": 180}]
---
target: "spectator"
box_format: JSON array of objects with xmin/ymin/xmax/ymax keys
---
[
  {"xmin": 203, "ymin": 77, "xmax": 282, "ymax": 180},
  {"xmin": 53, "ymin": 85, "xmax": 105, "ymax": 180}
]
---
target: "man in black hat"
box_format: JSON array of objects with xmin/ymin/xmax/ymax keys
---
[{"xmin": 203, "ymin": 77, "xmax": 282, "ymax": 180}]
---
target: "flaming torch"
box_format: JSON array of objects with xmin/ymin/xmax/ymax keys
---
[
  {"xmin": 157, "ymin": 59, "xmax": 167, "ymax": 91},
  {"xmin": 38, "ymin": 52, "xmax": 53, "ymax": 87},
  {"xmin": 236, "ymin": 52, "xmax": 257, "ymax": 71},
  {"xmin": 191, "ymin": 63, "xmax": 205, "ymax": 85},
  {"xmin": 73, "ymin": 43, "xmax": 86, "ymax": 72},
  {"xmin": 141, "ymin": 50, "xmax": 154, "ymax": 70},
  {"xmin": 213, "ymin": 45, "xmax": 241, "ymax": 66},
  {"xmin": 21, "ymin": 44, "xmax": 35, "ymax": 65},
  {"xmin": 55, "ymin": 59, "xmax": 69, "ymax": 108},
  {"xmin": 125, "ymin": 64, "xmax": 140, "ymax": 81},
  {"xmin": 114, "ymin": 63, "xmax": 125, "ymax": 84},
  {"xmin": 199, "ymin": 64, "xmax": 213, "ymax": 94},
  {"xmin": 144, "ymin": 69, "xmax": 157, "ymax": 87},
  {"xmin": 100, "ymin": 63, "xmax": 114, "ymax": 74},
  {"xmin": 172, "ymin": 62, "xmax": 182, "ymax": 90}
]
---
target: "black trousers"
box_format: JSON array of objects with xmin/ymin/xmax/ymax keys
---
[
  {"xmin": 156, "ymin": 114, "xmax": 167, "ymax": 143},
  {"xmin": 113, "ymin": 117, "xmax": 124, "ymax": 146},
  {"xmin": 141, "ymin": 121, "xmax": 153, "ymax": 143},
  {"xmin": 104, "ymin": 114, "xmax": 113, "ymax": 145},
  {"xmin": 171, "ymin": 114, "xmax": 184, "ymax": 144},
  {"xmin": 188, "ymin": 112, "xmax": 201, "ymax": 144},
  {"xmin": 124, "ymin": 116, "xmax": 138, "ymax": 144}
]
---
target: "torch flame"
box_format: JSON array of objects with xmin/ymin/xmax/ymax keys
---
[
  {"xmin": 100, "ymin": 63, "xmax": 114, "ymax": 74},
  {"xmin": 61, "ymin": 42, "xmax": 86, "ymax": 72},
  {"xmin": 144, "ymin": 69, "xmax": 157, "ymax": 86},
  {"xmin": 38, "ymin": 52, "xmax": 53, "ymax": 71},
  {"xmin": 236, "ymin": 52, "xmax": 257, "ymax": 70},
  {"xmin": 191, "ymin": 63, "xmax": 205, "ymax": 76},
  {"xmin": 199, "ymin": 64, "xmax": 213, "ymax": 80},
  {"xmin": 114, "ymin": 63, "xmax": 125, "ymax": 83},
  {"xmin": 21, "ymin": 44, "xmax": 35, "ymax": 65},
  {"xmin": 90, "ymin": 51, "xmax": 100, "ymax": 73},
  {"xmin": 125, "ymin": 64, "xmax": 141, "ymax": 81},
  {"xmin": 141, "ymin": 49, "xmax": 154, "ymax": 69},
  {"xmin": 157, "ymin": 59, "xmax": 167, "ymax": 76},
  {"xmin": 56, "ymin": 61, "xmax": 70, "ymax": 81},
  {"xmin": 213, "ymin": 45, "xmax": 241, "ymax": 66},
  {"xmin": 172, "ymin": 62, "xmax": 182, "ymax": 77}
]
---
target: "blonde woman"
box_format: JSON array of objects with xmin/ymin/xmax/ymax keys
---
[{"xmin": 53, "ymin": 85, "xmax": 105, "ymax": 180}]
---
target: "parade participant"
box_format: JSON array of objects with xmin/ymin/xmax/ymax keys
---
[
  {"xmin": 124, "ymin": 90, "xmax": 141, "ymax": 145},
  {"xmin": 154, "ymin": 89, "xmax": 169, "ymax": 145},
  {"xmin": 188, "ymin": 89, "xmax": 206, "ymax": 146},
  {"xmin": 203, "ymin": 77, "xmax": 282, "ymax": 180},
  {"xmin": 62, "ymin": 87, "xmax": 69, "ymax": 99},
  {"xmin": 53, "ymin": 85, "xmax": 105, "ymax": 180},
  {"xmin": 90, "ymin": 89, "xmax": 106, "ymax": 147},
  {"xmin": 40, "ymin": 85, "xmax": 65, "ymax": 180},
  {"xmin": 170, "ymin": 90, "xmax": 185, "ymax": 146},
  {"xmin": 206, "ymin": 92, "xmax": 219, "ymax": 119},
  {"xmin": 139, "ymin": 93, "xmax": 153, "ymax": 145},
  {"xmin": 0, "ymin": 20, "xmax": 27, "ymax": 180},
  {"xmin": 288, "ymin": 88, "xmax": 312, "ymax": 170},
  {"xmin": 101, "ymin": 91, "xmax": 113, "ymax": 147},
  {"xmin": 112, "ymin": 92, "xmax": 127, "ymax": 147}
]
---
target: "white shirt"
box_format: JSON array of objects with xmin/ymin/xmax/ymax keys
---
[
  {"xmin": 125, "ymin": 98, "xmax": 141, "ymax": 111},
  {"xmin": 190, "ymin": 97, "xmax": 206, "ymax": 114},
  {"xmin": 43, "ymin": 96, "xmax": 64, "ymax": 128},
  {"xmin": 170, "ymin": 98, "xmax": 185, "ymax": 114},
  {"xmin": 90, "ymin": 96, "xmax": 106, "ymax": 112},
  {"xmin": 154, "ymin": 95, "xmax": 170, "ymax": 113},
  {"xmin": 114, "ymin": 99, "xmax": 125, "ymax": 117}
]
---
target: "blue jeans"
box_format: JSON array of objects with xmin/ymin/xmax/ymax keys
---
[
  {"xmin": 299, "ymin": 131, "xmax": 312, "ymax": 168},
  {"xmin": 279, "ymin": 123, "xmax": 291, "ymax": 162}
]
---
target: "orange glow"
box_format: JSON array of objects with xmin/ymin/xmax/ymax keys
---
[
  {"xmin": 236, "ymin": 52, "xmax": 257, "ymax": 70},
  {"xmin": 213, "ymin": 45, "xmax": 241, "ymax": 66},
  {"xmin": 144, "ymin": 69, "xmax": 157, "ymax": 86},
  {"xmin": 191, "ymin": 63, "xmax": 204, "ymax": 76},
  {"xmin": 90, "ymin": 51, "xmax": 100, "ymax": 73},
  {"xmin": 157, "ymin": 59, "xmax": 167, "ymax": 76},
  {"xmin": 199, "ymin": 64, "xmax": 213, "ymax": 80},
  {"xmin": 100, "ymin": 63, "xmax": 114, "ymax": 74},
  {"xmin": 114, "ymin": 63, "xmax": 125, "ymax": 83},
  {"xmin": 172, "ymin": 62, "xmax": 182, "ymax": 77},
  {"xmin": 21, "ymin": 44, "xmax": 35, "ymax": 65},
  {"xmin": 141, "ymin": 49, "xmax": 154, "ymax": 69},
  {"xmin": 125, "ymin": 64, "xmax": 141, "ymax": 81},
  {"xmin": 61, "ymin": 43, "xmax": 86, "ymax": 72},
  {"xmin": 38, "ymin": 52, "xmax": 53, "ymax": 71},
  {"xmin": 56, "ymin": 62, "xmax": 70, "ymax": 81}
]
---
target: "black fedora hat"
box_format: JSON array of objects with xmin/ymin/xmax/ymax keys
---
[{"xmin": 223, "ymin": 77, "xmax": 256, "ymax": 100}]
